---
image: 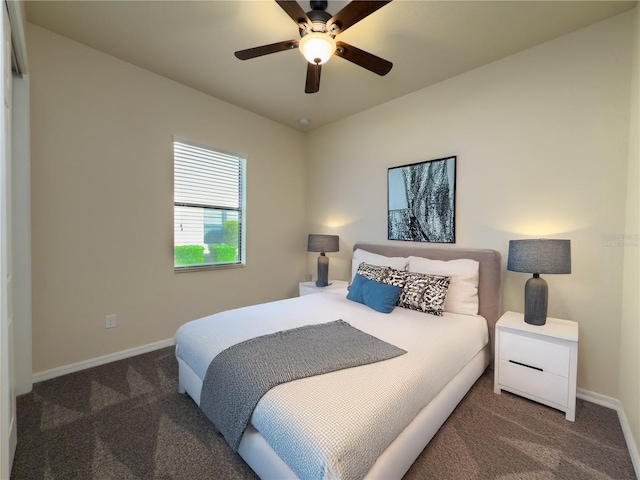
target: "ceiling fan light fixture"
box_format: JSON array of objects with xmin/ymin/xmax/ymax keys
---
[
  {"xmin": 299, "ymin": 32, "xmax": 336, "ymax": 65},
  {"xmin": 233, "ymin": 0, "xmax": 394, "ymax": 93}
]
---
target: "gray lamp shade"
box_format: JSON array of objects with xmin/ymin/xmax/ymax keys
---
[
  {"xmin": 507, "ymin": 239, "xmax": 571, "ymax": 326},
  {"xmin": 507, "ymin": 239, "xmax": 571, "ymax": 274},
  {"xmin": 307, "ymin": 234, "xmax": 339, "ymax": 287},
  {"xmin": 307, "ymin": 234, "xmax": 339, "ymax": 254}
]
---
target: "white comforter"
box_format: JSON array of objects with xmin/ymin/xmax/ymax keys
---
[{"xmin": 174, "ymin": 288, "xmax": 488, "ymax": 480}]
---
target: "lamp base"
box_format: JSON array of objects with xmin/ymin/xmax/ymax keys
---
[
  {"xmin": 316, "ymin": 253, "xmax": 329, "ymax": 287},
  {"xmin": 524, "ymin": 274, "xmax": 548, "ymax": 325}
]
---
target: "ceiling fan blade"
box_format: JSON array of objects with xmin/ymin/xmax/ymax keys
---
[
  {"xmin": 275, "ymin": 1, "xmax": 312, "ymax": 28},
  {"xmin": 327, "ymin": 1, "xmax": 392, "ymax": 35},
  {"xmin": 334, "ymin": 41, "xmax": 392, "ymax": 76},
  {"xmin": 235, "ymin": 40, "xmax": 299, "ymax": 60},
  {"xmin": 305, "ymin": 63, "xmax": 321, "ymax": 94}
]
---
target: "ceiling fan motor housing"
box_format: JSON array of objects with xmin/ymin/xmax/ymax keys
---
[
  {"xmin": 305, "ymin": 1, "xmax": 331, "ymax": 34},
  {"xmin": 310, "ymin": 1, "xmax": 328, "ymax": 12}
]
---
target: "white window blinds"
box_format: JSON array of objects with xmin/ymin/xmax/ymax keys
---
[{"xmin": 174, "ymin": 137, "xmax": 246, "ymax": 270}]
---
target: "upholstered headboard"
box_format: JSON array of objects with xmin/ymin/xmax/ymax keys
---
[{"xmin": 353, "ymin": 243, "xmax": 502, "ymax": 345}]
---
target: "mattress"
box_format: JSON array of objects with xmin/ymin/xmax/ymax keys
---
[{"xmin": 174, "ymin": 287, "xmax": 489, "ymax": 480}]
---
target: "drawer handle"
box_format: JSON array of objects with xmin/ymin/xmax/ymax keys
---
[{"xmin": 508, "ymin": 360, "xmax": 543, "ymax": 372}]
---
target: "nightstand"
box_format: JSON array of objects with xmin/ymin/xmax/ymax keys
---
[
  {"xmin": 494, "ymin": 311, "xmax": 578, "ymax": 421},
  {"xmin": 299, "ymin": 280, "xmax": 349, "ymax": 296}
]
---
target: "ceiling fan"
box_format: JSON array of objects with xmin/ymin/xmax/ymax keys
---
[{"xmin": 234, "ymin": 0, "xmax": 393, "ymax": 94}]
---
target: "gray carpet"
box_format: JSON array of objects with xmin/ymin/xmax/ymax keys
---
[{"xmin": 10, "ymin": 346, "xmax": 636, "ymax": 479}]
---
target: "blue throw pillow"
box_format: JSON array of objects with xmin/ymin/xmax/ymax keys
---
[{"xmin": 347, "ymin": 274, "xmax": 402, "ymax": 314}]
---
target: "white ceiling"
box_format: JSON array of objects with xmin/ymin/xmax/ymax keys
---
[{"xmin": 25, "ymin": 0, "xmax": 636, "ymax": 132}]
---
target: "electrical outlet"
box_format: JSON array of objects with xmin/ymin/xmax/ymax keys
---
[{"xmin": 105, "ymin": 314, "xmax": 116, "ymax": 329}]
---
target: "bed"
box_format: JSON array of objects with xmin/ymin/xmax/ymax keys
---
[{"xmin": 174, "ymin": 243, "xmax": 501, "ymax": 479}]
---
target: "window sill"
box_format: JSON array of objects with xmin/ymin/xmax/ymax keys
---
[{"xmin": 174, "ymin": 263, "xmax": 246, "ymax": 273}]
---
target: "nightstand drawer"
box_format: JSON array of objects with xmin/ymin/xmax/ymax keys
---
[
  {"xmin": 498, "ymin": 359, "xmax": 569, "ymax": 407},
  {"xmin": 499, "ymin": 330, "xmax": 570, "ymax": 377}
]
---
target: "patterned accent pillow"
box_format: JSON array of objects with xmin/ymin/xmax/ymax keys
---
[
  {"xmin": 384, "ymin": 267, "xmax": 408, "ymax": 288},
  {"xmin": 356, "ymin": 262, "xmax": 389, "ymax": 283},
  {"xmin": 398, "ymin": 272, "xmax": 451, "ymax": 316},
  {"xmin": 408, "ymin": 256, "xmax": 479, "ymax": 315}
]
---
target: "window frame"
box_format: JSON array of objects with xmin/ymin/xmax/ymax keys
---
[{"xmin": 173, "ymin": 136, "xmax": 247, "ymax": 272}]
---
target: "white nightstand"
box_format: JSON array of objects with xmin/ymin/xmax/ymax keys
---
[
  {"xmin": 299, "ymin": 280, "xmax": 349, "ymax": 296},
  {"xmin": 494, "ymin": 311, "xmax": 579, "ymax": 421}
]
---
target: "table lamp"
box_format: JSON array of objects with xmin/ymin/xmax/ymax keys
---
[
  {"xmin": 307, "ymin": 234, "xmax": 339, "ymax": 287},
  {"xmin": 507, "ymin": 239, "xmax": 571, "ymax": 325}
]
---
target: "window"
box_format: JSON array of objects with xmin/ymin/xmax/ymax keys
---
[{"xmin": 174, "ymin": 137, "xmax": 246, "ymax": 270}]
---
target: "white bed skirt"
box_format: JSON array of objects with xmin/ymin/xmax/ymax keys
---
[{"xmin": 177, "ymin": 343, "xmax": 490, "ymax": 479}]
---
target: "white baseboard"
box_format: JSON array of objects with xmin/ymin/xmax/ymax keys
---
[
  {"xmin": 578, "ymin": 388, "xmax": 639, "ymax": 477},
  {"xmin": 577, "ymin": 387, "xmax": 621, "ymax": 410},
  {"xmin": 618, "ymin": 405, "xmax": 640, "ymax": 478},
  {"xmin": 32, "ymin": 338, "xmax": 175, "ymax": 384}
]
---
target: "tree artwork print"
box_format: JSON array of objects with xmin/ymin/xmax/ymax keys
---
[{"xmin": 388, "ymin": 157, "xmax": 456, "ymax": 243}]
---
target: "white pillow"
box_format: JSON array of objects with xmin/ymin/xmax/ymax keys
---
[
  {"xmin": 351, "ymin": 249, "xmax": 408, "ymax": 281},
  {"xmin": 407, "ymin": 256, "xmax": 480, "ymax": 315}
]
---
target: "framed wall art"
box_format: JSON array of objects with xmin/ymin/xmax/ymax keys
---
[{"xmin": 388, "ymin": 156, "xmax": 456, "ymax": 243}]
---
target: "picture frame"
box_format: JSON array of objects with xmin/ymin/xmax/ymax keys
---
[{"xmin": 388, "ymin": 156, "xmax": 456, "ymax": 243}]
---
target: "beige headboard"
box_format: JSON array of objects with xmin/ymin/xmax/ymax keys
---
[{"xmin": 353, "ymin": 242, "xmax": 502, "ymax": 346}]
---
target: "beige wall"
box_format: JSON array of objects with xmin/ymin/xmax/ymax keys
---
[
  {"xmin": 306, "ymin": 12, "xmax": 634, "ymax": 398},
  {"xmin": 28, "ymin": 24, "xmax": 308, "ymax": 373},
  {"xmin": 620, "ymin": 3, "xmax": 640, "ymax": 465}
]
